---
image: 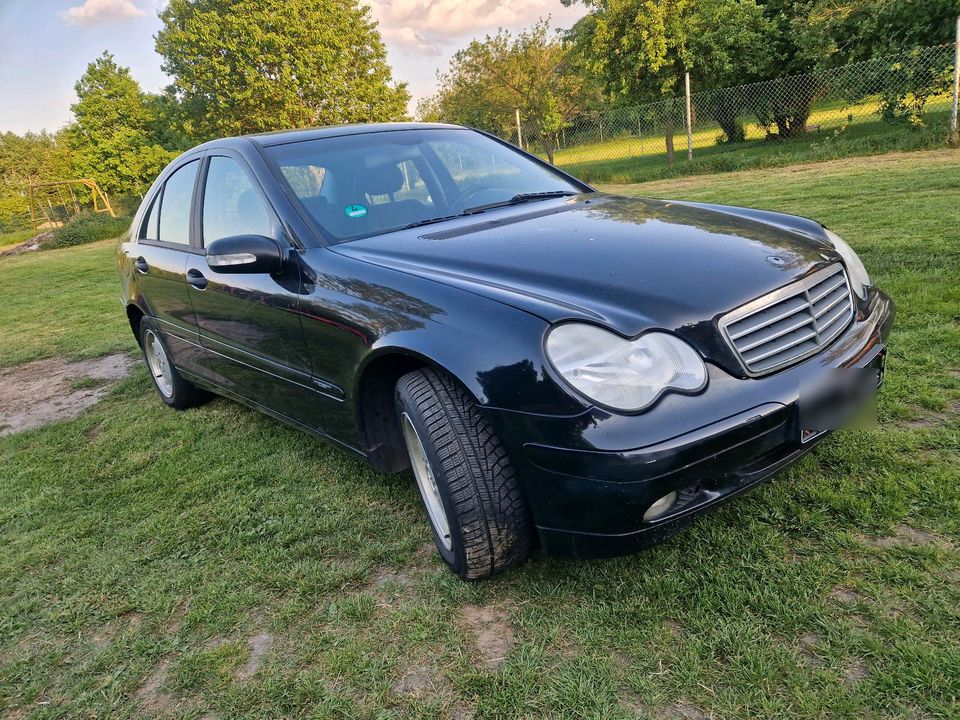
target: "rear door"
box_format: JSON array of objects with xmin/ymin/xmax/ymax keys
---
[
  {"xmin": 128, "ymin": 158, "xmax": 202, "ymax": 363},
  {"xmin": 183, "ymin": 152, "xmax": 322, "ymax": 429}
]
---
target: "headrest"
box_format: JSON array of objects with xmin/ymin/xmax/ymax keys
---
[{"xmin": 357, "ymin": 163, "xmax": 404, "ymax": 197}]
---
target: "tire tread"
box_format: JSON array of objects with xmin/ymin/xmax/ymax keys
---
[{"xmin": 397, "ymin": 368, "xmax": 531, "ymax": 579}]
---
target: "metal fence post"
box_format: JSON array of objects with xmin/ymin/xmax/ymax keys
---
[
  {"xmin": 515, "ymin": 109, "xmax": 523, "ymax": 149},
  {"xmin": 950, "ymin": 16, "xmax": 960, "ymax": 145},
  {"xmin": 684, "ymin": 72, "xmax": 694, "ymax": 161}
]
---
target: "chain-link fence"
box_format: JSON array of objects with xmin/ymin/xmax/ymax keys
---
[{"xmin": 504, "ymin": 43, "xmax": 959, "ymax": 183}]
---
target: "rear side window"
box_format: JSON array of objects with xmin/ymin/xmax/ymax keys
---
[
  {"xmin": 157, "ymin": 160, "xmax": 199, "ymax": 245},
  {"xmin": 141, "ymin": 194, "xmax": 160, "ymax": 241},
  {"xmin": 202, "ymin": 156, "xmax": 272, "ymax": 244}
]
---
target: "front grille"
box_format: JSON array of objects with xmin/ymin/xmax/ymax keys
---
[{"xmin": 719, "ymin": 264, "xmax": 854, "ymax": 376}]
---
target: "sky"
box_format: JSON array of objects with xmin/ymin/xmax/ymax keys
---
[{"xmin": 0, "ymin": 0, "xmax": 588, "ymax": 135}]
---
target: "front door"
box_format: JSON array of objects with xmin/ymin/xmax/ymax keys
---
[{"xmin": 184, "ymin": 153, "xmax": 322, "ymax": 430}]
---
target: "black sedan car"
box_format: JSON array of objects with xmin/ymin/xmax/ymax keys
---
[{"xmin": 118, "ymin": 123, "xmax": 894, "ymax": 579}]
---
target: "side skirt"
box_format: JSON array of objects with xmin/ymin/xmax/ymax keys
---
[{"xmin": 178, "ymin": 367, "xmax": 369, "ymax": 462}]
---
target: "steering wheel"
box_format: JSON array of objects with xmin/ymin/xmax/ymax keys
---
[{"xmin": 449, "ymin": 185, "xmax": 510, "ymax": 213}]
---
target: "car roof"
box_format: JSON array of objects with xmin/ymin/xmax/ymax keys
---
[{"xmin": 192, "ymin": 122, "xmax": 466, "ymax": 153}]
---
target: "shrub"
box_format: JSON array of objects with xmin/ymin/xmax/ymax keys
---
[{"xmin": 40, "ymin": 213, "xmax": 131, "ymax": 250}]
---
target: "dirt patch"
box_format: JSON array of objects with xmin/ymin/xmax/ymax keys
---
[
  {"xmin": 236, "ymin": 632, "xmax": 273, "ymax": 680},
  {"xmin": 623, "ymin": 700, "xmax": 709, "ymax": 720},
  {"xmin": 391, "ymin": 664, "xmax": 437, "ymax": 697},
  {"xmin": 0, "ymin": 353, "xmax": 133, "ymax": 436},
  {"xmin": 860, "ymin": 525, "xmax": 954, "ymax": 550},
  {"xmin": 0, "ymin": 232, "xmax": 52, "ymax": 257},
  {"xmin": 829, "ymin": 587, "xmax": 864, "ymax": 604},
  {"xmin": 134, "ymin": 659, "xmax": 178, "ymax": 713},
  {"xmin": 460, "ymin": 605, "xmax": 515, "ymax": 671},
  {"xmin": 89, "ymin": 611, "xmax": 144, "ymax": 649},
  {"xmin": 798, "ymin": 632, "xmax": 825, "ymax": 667},
  {"xmin": 842, "ymin": 658, "xmax": 869, "ymax": 686}
]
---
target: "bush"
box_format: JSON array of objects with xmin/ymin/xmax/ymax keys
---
[{"xmin": 41, "ymin": 213, "xmax": 131, "ymax": 250}]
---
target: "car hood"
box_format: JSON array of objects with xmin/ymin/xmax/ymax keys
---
[{"xmin": 330, "ymin": 194, "xmax": 838, "ymax": 337}]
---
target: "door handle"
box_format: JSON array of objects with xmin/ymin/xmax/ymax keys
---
[
  {"xmin": 134, "ymin": 257, "xmax": 149, "ymax": 274},
  {"xmin": 186, "ymin": 269, "xmax": 208, "ymax": 290}
]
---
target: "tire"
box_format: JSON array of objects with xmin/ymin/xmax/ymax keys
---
[
  {"xmin": 140, "ymin": 321, "xmax": 209, "ymax": 410},
  {"xmin": 395, "ymin": 368, "xmax": 532, "ymax": 579}
]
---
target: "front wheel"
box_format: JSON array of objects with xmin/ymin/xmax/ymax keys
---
[{"xmin": 395, "ymin": 368, "xmax": 532, "ymax": 579}]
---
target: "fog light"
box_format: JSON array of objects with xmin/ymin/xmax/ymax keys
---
[{"xmin": 643, "ymin": 491, "xmax": 678, "ymax": 522}]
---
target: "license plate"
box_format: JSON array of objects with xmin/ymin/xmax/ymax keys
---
[{"xmin": 797, "ymin": 353, "xmax": 884, "ymax": 443}]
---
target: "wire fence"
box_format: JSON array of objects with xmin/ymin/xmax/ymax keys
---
[{"xmin": 504, "ymin": 43, "xmax": 959, "ymax": 182}]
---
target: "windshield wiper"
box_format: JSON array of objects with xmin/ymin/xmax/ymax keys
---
[
  {"xmin": 403, "ymin": 213, "xmax": 470, "ymax": 230},
  {"xmin": 462, "ymin": 190, "xmax": 579, "ymax": 215},
  {"xmin": 404, "ymin": 191, "xmax": 581, "ymax": 231}
]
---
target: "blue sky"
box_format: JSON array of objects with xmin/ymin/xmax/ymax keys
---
[{"xmin": 0, "ymin": 0, "xmax": 587, "ymax": 135}]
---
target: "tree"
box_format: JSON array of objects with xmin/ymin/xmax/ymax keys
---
[
  {"xmin": 801, "ymin": 0, "xmax": 959, "ymax": 64},
  {"xmin": 421, "ymin": 22, "xmax": 601, "ymax": 164},
  {"xmin": 155, "ymin": 0, "xmax": 410, "ymax": 140},
  {"xmin": 0, "ymin": 131, "xmax": 73, "ymax": 231},
  {"xmin": 567, "ymin": 0, "xmax": 772, "ymax": 159},
  {"xmin": 800, "ymin": 0, "xmax": 960, "ymax": 126},
  {"xmin": 69, "ymin": 52, "xmax": 177, "ymax": 197}
]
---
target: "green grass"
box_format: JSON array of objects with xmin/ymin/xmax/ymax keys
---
[
  {"xmin": 554, "ymin": 106, "xmax": 953, "ymax": 185},
  {"xmin": 0, "ymin": 229, "xmax": 37, "ymax": 247},
  {"xmin": 0, "ymin": 240, "xmax": 136, "ymax": 367},
  {"xmin": 2, "ymin": 149, "xmax": 959, "ymax": 719}
]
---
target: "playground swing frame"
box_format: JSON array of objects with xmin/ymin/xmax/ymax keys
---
[{"xmin": 27, "ymin": 179, "xmax": 115, "ymax": 229}]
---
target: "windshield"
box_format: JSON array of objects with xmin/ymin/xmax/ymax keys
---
[{"xmin": 263, "ymin": 128, "xmax": 587, "ymax": 243}]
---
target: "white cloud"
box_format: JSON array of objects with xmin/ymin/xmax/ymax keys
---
[
  {"xmin": 60, "ymin": 0, "xmax": 145, "ymax": 26},
  {"xmin": 368, "ymin": 0, "xmax": 585, "ymax": 55}
]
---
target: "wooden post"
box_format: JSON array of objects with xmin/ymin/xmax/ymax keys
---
[
  {"xmin": 515, "ymin": 109, "xmax": 523, "ymax": 149},
  {"xmin": 684, "ymin": 71, "xmax": 694, "ymax": 161},
  {"xmin": 28, "ymin": 185, "xmax": 36, "ymax": 228}
]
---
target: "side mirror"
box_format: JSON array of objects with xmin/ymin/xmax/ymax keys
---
[{"xmin": 206, "ymin": 234, "xmax": 284, "ymax": 274}]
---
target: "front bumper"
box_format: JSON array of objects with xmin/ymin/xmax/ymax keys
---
[{"xmin": 484, "ymin": 288, "xmax": 895, "ymax": 558}]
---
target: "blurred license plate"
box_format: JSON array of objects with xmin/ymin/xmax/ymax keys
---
[{"xmin": 798, "ymin": 352, "xmax": 885, "ymax": 443}]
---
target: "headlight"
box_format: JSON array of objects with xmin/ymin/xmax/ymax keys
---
[
  {"xmin": 825, "ymin": 229, "xmax": 871, "ymax": 299},
  {"xmin": 545, "ymin": 324, "xmax": 707, "ymax": 412}
]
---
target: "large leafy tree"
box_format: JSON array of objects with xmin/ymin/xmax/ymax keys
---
[
  {"xmin": 69, "ymin": 52, "xmax": 177, "ymax": 197},
  {"xmin": 420, "ymin": 21, "xmax": 602, "ymax": 163},
  {"xmin": 801, "ymin": 0, "xmax": 960, "ymax": 63},
  {"xmin": 567, "ymin": 0, "xmax": 772, "ymax": 159},
  {"xmin": 155, "ymin": 0, "xmax": 410, "ymax": 140},
  {"xmin": 801, "ymin": 0, "xmax": 960, "ymax": 126}
]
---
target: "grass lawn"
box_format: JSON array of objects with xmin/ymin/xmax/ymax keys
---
[
  {"xmin": 552, "ymin": 108, "xmax": 952, "ymax": 185},
  {"xmin": 0, "ymin": 229, "xmax": 37, "ymax": 248},
  {"xmin": 2, "ymin": 149, "xmax": 959, "ymax": 719}
]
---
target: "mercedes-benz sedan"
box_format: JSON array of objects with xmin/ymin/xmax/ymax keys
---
[{"xmin": 118, "ymin": 123, "xmax": 894, "ymax": 579}]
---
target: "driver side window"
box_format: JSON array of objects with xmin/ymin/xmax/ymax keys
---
[{"xmin": 202, "ymin": 156, "xmax": 272, "ymax": 245}]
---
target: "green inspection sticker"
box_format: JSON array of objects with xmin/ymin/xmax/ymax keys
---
[{"xmin": 344, "ymin": 204, "xmax": 368, "ymax": 218}]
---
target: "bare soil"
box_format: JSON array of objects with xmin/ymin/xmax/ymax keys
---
[
  {"xmin": 0, "ymin": 353, "xmax": 133, "ymax": 436},
  {"xmin": 0, "ymin": 233, "xmax": 49, "ymax": 257},
  {"xmin": 460, "ymin": 605, "xmax": 515, "ymax": 671},
  {"xmin": 860, "ymin": 525, "xmax": 954, "ymax": 550},
  {"xmin": 236, "ymin": 632, "xmax": 273, "ymax": 680}
]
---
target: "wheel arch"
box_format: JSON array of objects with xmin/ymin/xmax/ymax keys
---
[
  {"xmin": 126, "ymin": 303, "xmax": 146, "ymax": 347},
  {"xmin": 354, "ymin": 347, "xmax": 482, "ymax": 474}
]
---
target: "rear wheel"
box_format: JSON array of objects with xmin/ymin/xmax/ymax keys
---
[
  {"xmin": 140, "ymin": 322, "xmax": 208, "ymax": 410},
  {"xmin": 395, "ymin": 368, "xmax": 532, "ymax": 579}
]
